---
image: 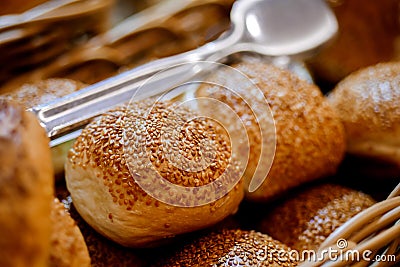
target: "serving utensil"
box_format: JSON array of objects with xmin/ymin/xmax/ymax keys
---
[
  {"xmin": 30, "ymin": 0, "xmax": 338, "ymax": 146},
  {"xmin": 0, "ymin": 0, "xmax": 233, "ymax": 91}
]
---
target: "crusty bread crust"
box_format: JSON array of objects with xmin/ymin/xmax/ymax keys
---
[
  {"xmin": 0, "ymin": 100, "xmax": 53, "ymax": 267},
  {"xmin": 328, "ymin": 62, "xmax": 400, "ymax": 165},
  {"xmin": 1, "ymin": 78, "xmax": 87, "ymax": 174},
  {"xmin": 197, "ymin": 62, "xmax": 346, "ymax": 201},
  {"xmin": 154, "ymin": 229, "xmax": 298, "ymax": 267},
  {"xmin": 49, "ymin": 198, "xmax": 91, "ymax": 267},
  {"xmin": 260, "ymin": 184, "xmax": 375, "ymax": 251},
  {"xmin": 66, "ymin": 101, "xmax": 244, "ymax": 247}
]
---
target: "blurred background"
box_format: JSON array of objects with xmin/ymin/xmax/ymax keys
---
[{"xmin": 0, "ymin": 0, "xmax": 398, "ymax": 93}]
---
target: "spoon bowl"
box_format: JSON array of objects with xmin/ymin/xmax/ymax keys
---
[
  {"xmin": 231, "ymin": 0, "xmax": 337, "ymax": 56},
  {"xmin": 31, "ymin": 0, "xmax": 339, "ymax": 143}
]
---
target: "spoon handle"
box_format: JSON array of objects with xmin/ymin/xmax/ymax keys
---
[
  {"xmin": 31, "ymin": 35, "xmax": 233, "ymax": 143},
  {"xmin": 0, "ymin": 0, "xmax": 80, "ymax": 31}
]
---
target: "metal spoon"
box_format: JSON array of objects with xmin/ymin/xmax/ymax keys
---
[
  {"xmin": 30, "ymin": 0, "xmax": 338, "ymax": 146},
  {"xmin": 0, "ymin": 0, "xmax": 80, "ymax": 32}
]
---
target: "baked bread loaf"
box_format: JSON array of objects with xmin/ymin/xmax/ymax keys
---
[
  {"xmin": 328, "ymin": 62, "xmax": 400, "ymax": 165},
  {"xmin": 49, "ymin": 198, "xmax": 91, "ymax": 267},
  {"xmin": 152, "ymin": 229, "xmax": 298, "ymax": 267},
  {"xmin": 65, "ymin": 100, "xmax": 244, "ymax": 247},
  {"xmin": 1, "ymin": 78, "xmax": 87, "ymax": 174},
  {"xmin": 0, "ymin": 99, "xmax": 53, "ymax": 267},
  {"xmin": 259, "ymin": 183, "xmax": 376, "ymax": 251},
  {"xmin": 196, "ymin": 62, "xmax": 346, "ymax": 201}
]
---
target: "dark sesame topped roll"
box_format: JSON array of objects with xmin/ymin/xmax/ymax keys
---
[
  {"xmin": 152, "ymin": 229, "xmax": 298, "ymax": 267},
  {"xmin": 65, "ymin": 99, "xmax": 244, "ymax": 247},
  {"xmin": 259, "ymin": 183, "xmax": 376, "ymax": 252},
  {"xmin": 196, "ymin": 62, "xmax": 346, "ymax": 201}
]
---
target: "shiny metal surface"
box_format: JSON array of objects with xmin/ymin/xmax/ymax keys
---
[{"xmin": 30, "ymin": 0, "xmax": 338, "ymax": 146}]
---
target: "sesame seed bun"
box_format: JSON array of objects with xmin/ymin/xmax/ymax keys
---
[
  {"xmin": 0, "ymin": 99, "xmax": 53, "ymax": 267},
  {"xmin": 65, "ymin": 100, "xmax": 244, "ymax": 247},
  {"xmin": 153, "ymin": 229, "xmax": 298, "ymax": 267},
  {"xmin": 49, "ymin": 198, "xmax": 90, "ymax": 267},
  {"xmin": 328, "ymin": 62, "xmax": 400, "ymax": 166},
  {"xmin": 259, "ymin": 183, "xmax": 375, "ymax": 251},
  {"xmin": 196, "ymin": 62, "xmax": 346, "ymax": 201}
]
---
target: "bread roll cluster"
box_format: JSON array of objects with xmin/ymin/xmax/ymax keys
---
[
  {"xmin": 150, "ymin": 184, "xmax": 376, "ymax": 266},
  {"xmin": 1, "ymin": 0, "xmax": 398, "ymax": 265},
  {"xmin": 1, "ymin": 59, "xmax": 398, "ymax": 266}
]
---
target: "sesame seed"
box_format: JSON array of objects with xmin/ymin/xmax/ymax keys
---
[
  {"xmin": 67, "ymin": 99, "xmax": 239, "ymax": 210},
  {"xmin": 154, "ymin": 229, "xmax": 297, "ymax": 266}
]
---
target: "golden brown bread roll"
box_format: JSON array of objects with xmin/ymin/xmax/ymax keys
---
[
  {"xmin": 65, "ymin": 100, "xmax": 244, "ymax": 247},
  {"xmin": 0, "ymin": 99, "xmax": 53, "ymax": 267},
  {"xmin": 328, "ymin": 62, "xmax": 400, "ymax": 165},
  {"xmin": 196, "ymin": 62, "xmax": 346, "ymax": 201},
  {"xmin": 1, "ymin": 78, "xmax": 87, "ymax": 174},
  {"xmin": 259, "ymin": 183, "xmax": 376, "ymax": 252},
  {"xmin": 49, "ymin": 198, "xmax": 91, "ymax": 267},
  {"xmin": 153, "ymin": 229, "xmax": 298, "ymax": 267}
]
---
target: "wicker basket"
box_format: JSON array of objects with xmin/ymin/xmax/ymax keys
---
[{"xmin": 299, "ymin": 183, "xmax": 400, "ymax": 267}]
